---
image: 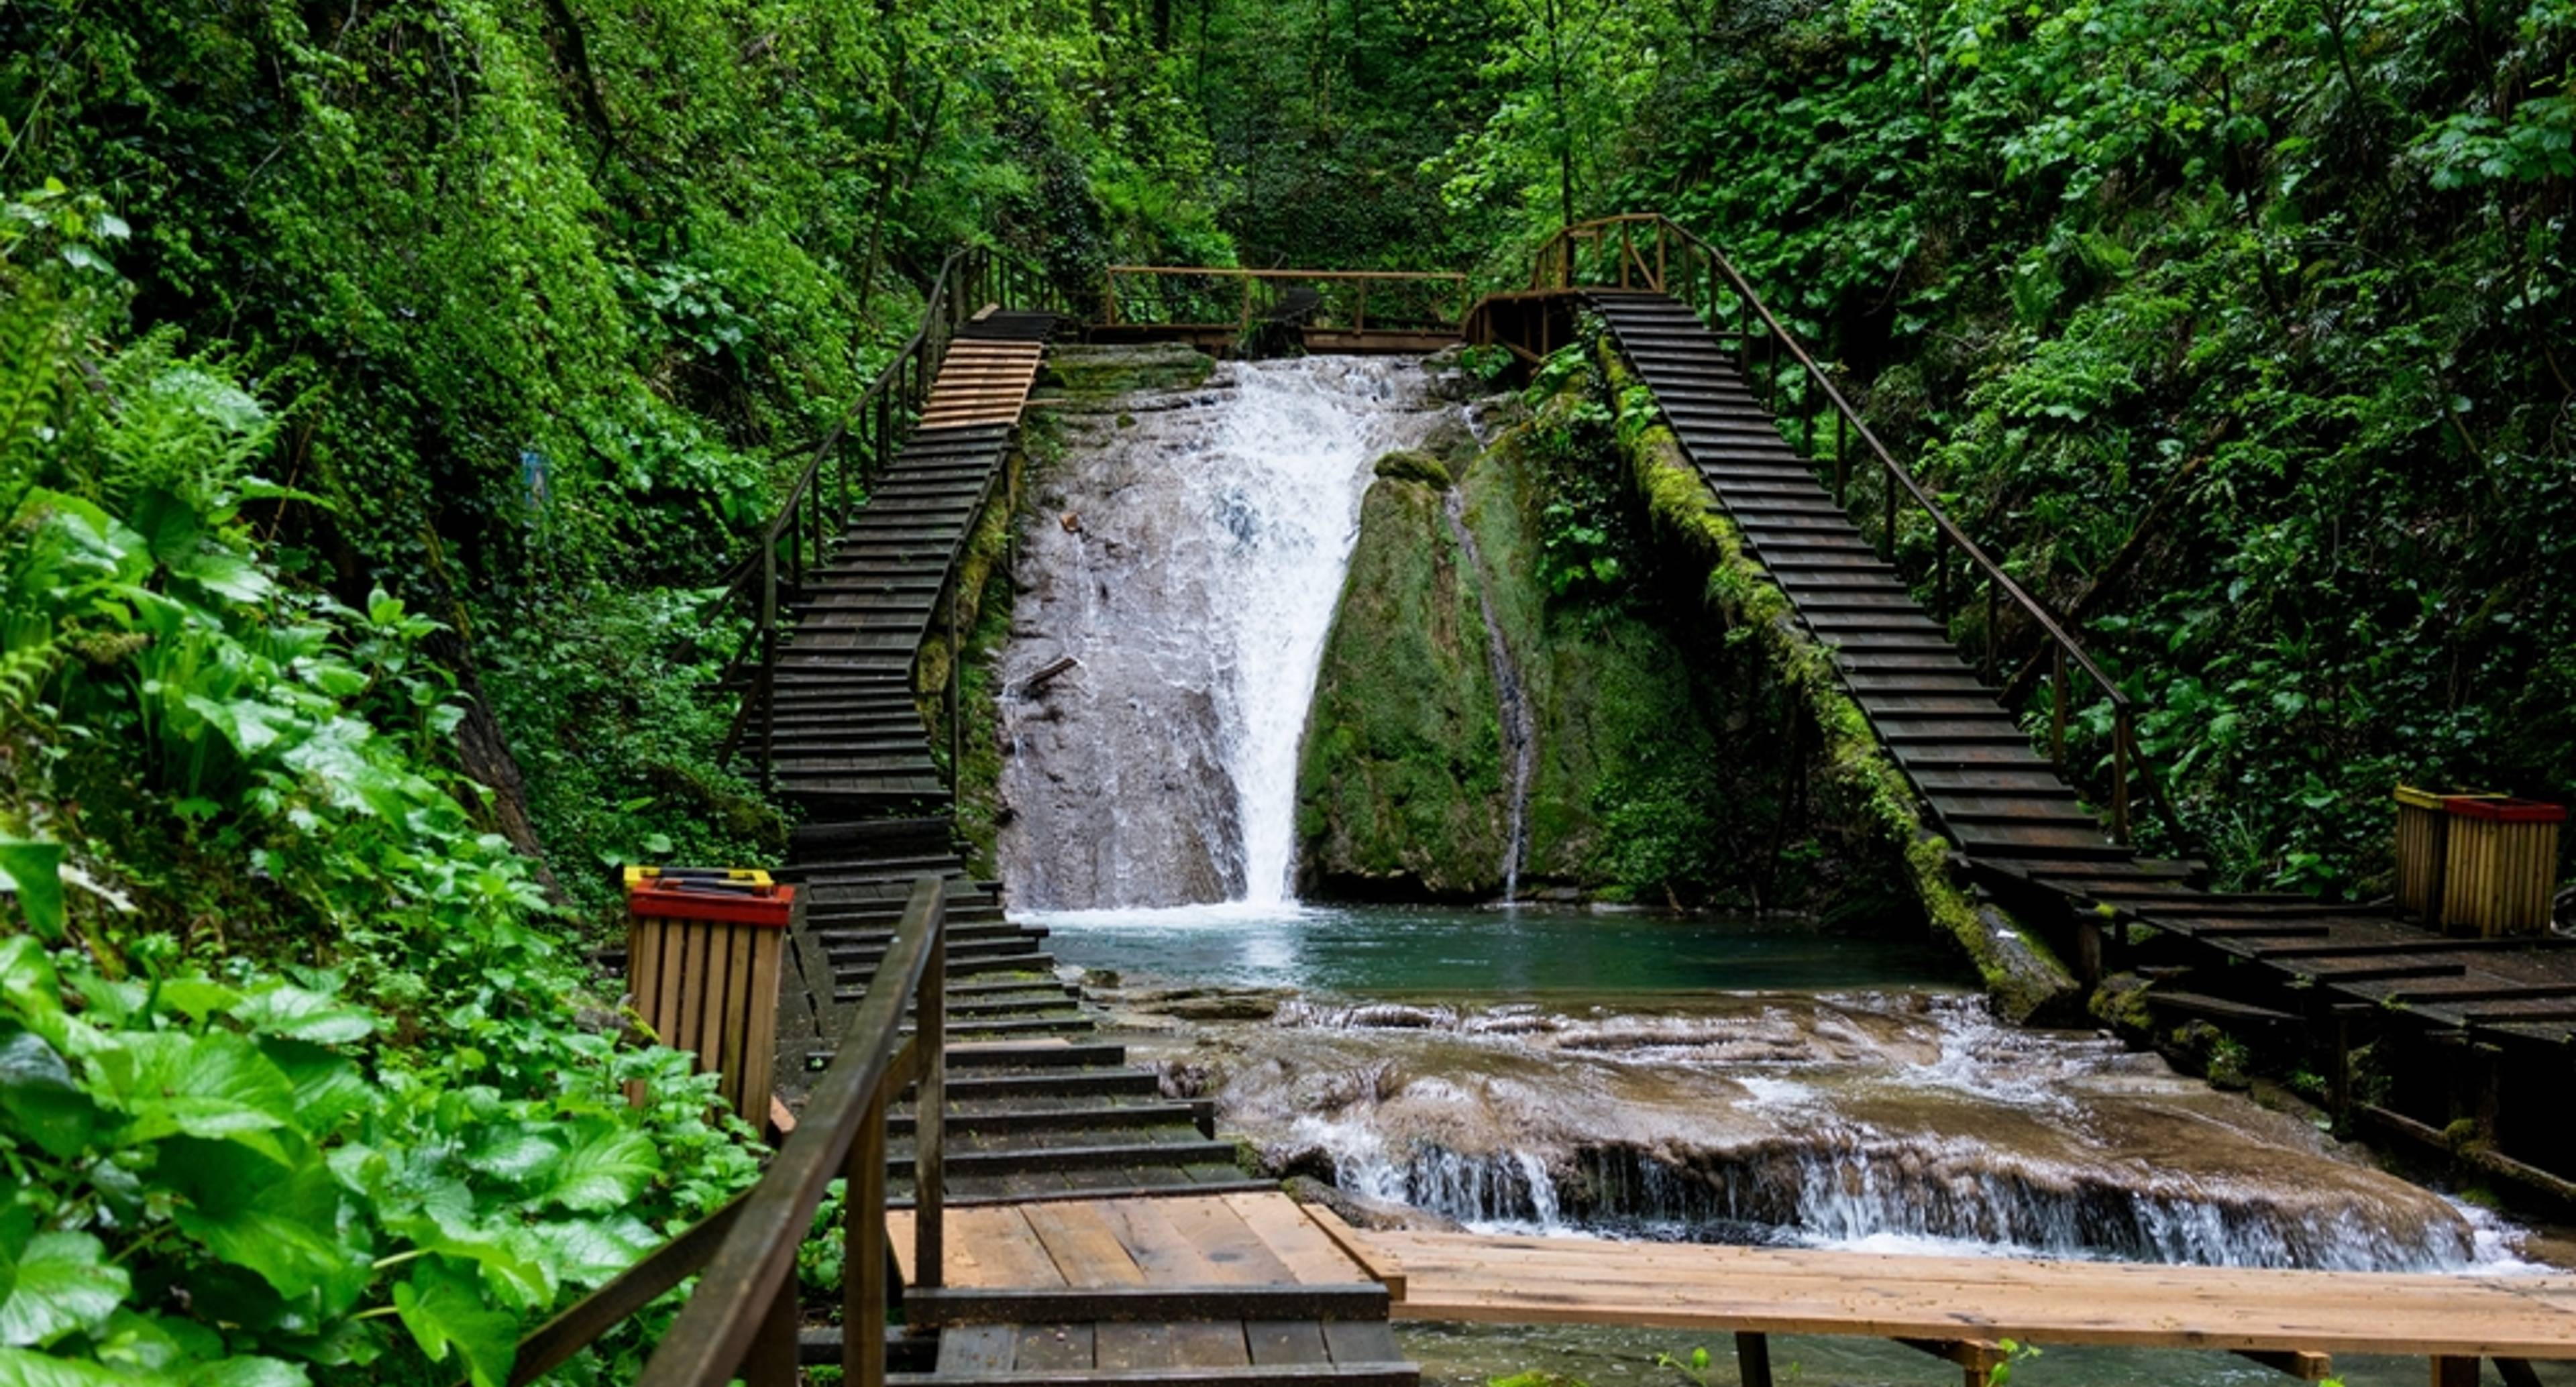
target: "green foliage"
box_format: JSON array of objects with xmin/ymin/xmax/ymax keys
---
[
  {"xmin": 1988, "ymin": 1338, "xmax": 2042, "ymax": 1387},
  {"xmin": 0, "ymin": 235, "xmax": 760, "ymax": 1385},
  {"xmin": 1538, "ymin": 0, "xmax": 2576, "ymax": 895},
  {"xmin": 1652, "ymin": 1344, "xmax": 1713, "ymax": 1387}
]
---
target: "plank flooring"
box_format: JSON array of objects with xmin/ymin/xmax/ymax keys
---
[
  {"xmin": 1589, "ymin": 288, "xmax": 2576, "ymax": 1062},
  {"xmin": 1367, "ymin": 1226, "xmax": 2576, "ymax": 1360}
]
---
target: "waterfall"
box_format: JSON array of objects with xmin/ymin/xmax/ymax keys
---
[
  {"xmin": 1442, "ymin": 489, "xmax": 1535, "ymax": 902},
  {"xmin": 1000, "ymin": 357, "xmax": 1454, "ymax": 909}
]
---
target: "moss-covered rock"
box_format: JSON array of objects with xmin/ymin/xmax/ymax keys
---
[
  {"xmin": 1295, "ymin": 473, "xmax": 1509, "ymax": 899},
  {"xmin": 1586, "ymin": 338, "xmax": 2082, "ymax": 1020},
  {"xmin": 1373, "ymin": 448, "xmax": 1452, "ymax": 488},
  {"xmin": 1038, "ymin": 343, "xmax": 1216, "ymax": 399}
]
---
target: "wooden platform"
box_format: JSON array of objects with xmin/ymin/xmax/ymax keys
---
[
  {"xmin": 1363, "ymin": 1226, "xmax": 2576, "ymax": 1360},
  {"xmin": 882, "ymin": 1196, "xmax": 1413, "ymax": 1383}
]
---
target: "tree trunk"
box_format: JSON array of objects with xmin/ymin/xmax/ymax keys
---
[{"xmin": 425, "ymin": 628, "xmax": 570, "ymax": 904}]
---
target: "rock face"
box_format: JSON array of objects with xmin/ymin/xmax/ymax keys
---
[
  {"xmin": 1295, "ymin": 423, "xmax": 1754, "ymax": 904},
  {"xmin": 996, "ymin": 351, "xmax": 1457, "ymax": 909},
  {"xmin": 1294, "ymin": 469, "xmax": 1510, "ymax": 899}
]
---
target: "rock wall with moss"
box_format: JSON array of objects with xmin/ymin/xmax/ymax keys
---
[
  {"xmin": 1295, "ymin": 457, "xmax": 1510, "ymax": 898},
  {"xmin": 1295, "ymin": 375, "xmax": 1926, "ymax": 923}
]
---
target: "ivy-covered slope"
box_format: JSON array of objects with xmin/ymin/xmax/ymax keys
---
[
  {"xmin": 1600, "ymin": 1, "xmax": 2576, "ymax": 895},
  {"xmin": 1, "ymin": 205, "xmax": 759, "ymax": 1384},
  {"xmin": 1, "ymin": 0, "xmax": 1235, "ymax": 923}
]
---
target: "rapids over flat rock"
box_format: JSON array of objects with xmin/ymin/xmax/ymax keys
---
[{"xmin": 1098, "ymin": 978, "xmax": 2524, "ymax": 1272}]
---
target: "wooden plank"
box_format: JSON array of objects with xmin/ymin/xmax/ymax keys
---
[
  {"xmin": 1168, "ymin": 1322, "xmax": 1254, "ymax": 1369},
  {"xmin": 1319, "ymin": 1320, "xmax": 1403, "ymax": 1365},
  {"xmin": 1013, "ymin": 1323, "xmax": 1095, "ymax": 1372},
  {"xmin": 1024, "ymin": 1201, "xmax": 1150, "ymax": 1287},
  {"xmin": 1299, "ymin": 1203, "xmax": 1407, "ymax": 1301},
  {"xmin": 1095, "ymin": 1323, "xmax": 1183, "ymax": 1372},
  {"xmin": 907, "ymin": 1284, "xmax": 1390, "ymax": 1327},
  {"xmin": 888, "ymin": 1369, "xmax": 1419, "ymax": 1387},
  {"xmin": 1159, "ymin": 1194, "xmax": 1300, "ymax": 1284},
  {"xmin": 2235, "ymin": 1349, "xmax": 2333, "ymax": 1380},
  {"xmin": 1362, "ymin": 1228, "xmax": 2576, "ymax": 1358},
  {"xmin": 1098, "ymin": 1199, "xmax": 1228, "ymax": 1284},
  {"xmin": 936, "ymin": 1325, "xmax": 1020, "ymax": 1374},
  {"xmin": 1222, "ymin": 1193, "xmax": 1372, "ymax": 1287},
  {"xmin": 1246, "ymin": 1321, "xmax": 1333, "ymax": 1367}
]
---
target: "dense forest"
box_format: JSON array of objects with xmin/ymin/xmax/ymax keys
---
[{"xmin": 3, "ymin": 0, "xmax": 2572, "ymax": 1379}]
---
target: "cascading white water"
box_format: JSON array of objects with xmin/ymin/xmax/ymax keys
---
[
  {"xmin": 1204, "ymin": 364, "xmax": 1423, "ymax": 905},
  {"xmin": 998, "ymin": 355, "xmax": 1456, "ymax": 909}
]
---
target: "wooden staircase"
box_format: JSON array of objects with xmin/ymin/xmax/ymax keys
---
[{"xmin": 1591, "ymin": 290, "xmax": 2145, "ymax": 877}]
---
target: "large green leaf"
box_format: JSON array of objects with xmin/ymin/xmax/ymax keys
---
[
  {"xmin": 0, "ymin": 1025, "xmax": 100, "ymax": 1158},
  {"xmin": 162, "ymin": 1139, "xmax": 362, "ymax": 1312},
  {"xmin": 125, "ymin": 487, "xmax": 201, "ymax": 568},
  {"xmin": 93, "ymin": 1032, "xmax": 295, "ymax": 1146},
  {"xmin": 0, "ymin": 840, "xmax": 65, "ymax": 942},
  {"xmin": 0, "ymin": 1347, "xmax": 145, "ymax": 1387},
  {"xmin": 538, "ymin": 1123, "xmax": 659, "ymax": 1213},
  {"xmin": 0, "ymin": 1231, "xmax": 129, "ymax": 1348},
  {"xmin": 231, "ymin": 985, "xmax": 376, "ymax": 1046},
  {"xmin": 391, "ymin": 1260, "xmax": 517, "ymax": 1387},
  {"xmin": 186, "ymin": 1356, "xmax": 312, "ymax": 1387}
]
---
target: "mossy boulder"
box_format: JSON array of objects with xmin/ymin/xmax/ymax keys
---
[
  {"xmin": 1038, "ymin": 343, "xmax": 1215, "ymax": 398},
  {"xmin": 1372, "ymin": 449, "xmax": 1452, "ymax": 489},
  {"xmin": 1295, "ymin": 474, "xmax": 1509, "ymax": 899}
]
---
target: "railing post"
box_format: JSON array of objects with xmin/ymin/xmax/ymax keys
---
[
  {"xmin": 2050, "ymin": 647, "xmax": 2069, "ymax": 771},
  {"xmin": 1882, "ymin": 463, "xmax": 1898, "ymax": 560},
  {"xmin": 914, "ymin": 922, "xmax": 947, "ymax": 1292},
  {"xmin": 1984, "ymin": 577, "xmax": 2000, "ymax": 681},
  {"xmin": 1834, "ymin": 410, "xmax": 1849, "ymax": 508},
  {"xmin": 2112, "ymin": 708, "xmax": 2134, "ymax": 845},
  {"xmin": 1934, "ymin": 539, "xmax": 1949, "ymax": 618},
  {"xmin": 846, "ymin": 1076, "xmax": 890, "ymax": 1386},
  {"xmin": 743, "ymin": 1274, "xmax": 800, "ymax": 1387},
  {"xmin": 1356, "ymin": 281, "xmax": 1368, "ymax": 334},
  {"xmin": 758, "ymin": 543, "xmax": 776, "ymax": 795},
  {"xmin": 947, "ymin": 587, "xmax": 962, "ymax": 793}
]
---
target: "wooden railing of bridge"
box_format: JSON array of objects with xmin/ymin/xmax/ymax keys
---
[
  {"xmin": 1097, "ymin": 265, "xmax": 1471, "ymax": 353},
  {"xmin": 1471, "ymin": 212, "xmax": 2174, "ymax": 844},
  {"xmin": 496, "ymin": 875, "xmax": 949, "ymax": 1387},
  {"xmin": 712, "ymin": 246, "xmax": 1068, "ymax": 791}
]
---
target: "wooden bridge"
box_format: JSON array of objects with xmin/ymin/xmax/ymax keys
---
[{"xmin": 525, "ymin": 225, "xmax": 2576, "ymax": 1387}]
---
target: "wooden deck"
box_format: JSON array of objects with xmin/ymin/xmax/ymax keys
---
[{"xmin": 1360, "ymin": 1225, "xmax": 2576, "ymax": 1362}]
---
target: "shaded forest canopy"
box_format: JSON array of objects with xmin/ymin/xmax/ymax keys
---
[{"xmin": 0, "ymin": 0, "xmax": 2572, "ymax": 1380}]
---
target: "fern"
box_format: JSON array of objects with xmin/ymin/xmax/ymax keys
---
[
  {"xmin": 0, "ymin": 636, "xmax": 60, "ymax": 716},
  {"xmin": 0, "ymin": 285, "xmax": 63, "ymax": 504}
]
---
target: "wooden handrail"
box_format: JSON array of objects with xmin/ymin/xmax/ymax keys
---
[
  {"xmin": 1101, "ymin": 264, "xmax": 1471, "ymax": 335},
  {"xmin": 506, "ymin": 875, "xmax": 949, "ymax": 1387},
  {"xmin": 1515, "ymin": 213, "xmax": 2174, "ymax": 846},
  {"xmin": 710, "ymin": 246, "xmax": 1064, "ymax": 789}
]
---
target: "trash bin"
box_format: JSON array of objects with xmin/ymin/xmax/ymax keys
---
[
  {"xmin": 2393, "ymin": 786, "xmax": 2453, "ymax": 922},
  {"xmin": 625, "ymin": 867, "xmax": 796, "ymax": 1124},
  {"xmin": 2439, "ymin": 799, "xmax": 2566, "ymax": 938}
]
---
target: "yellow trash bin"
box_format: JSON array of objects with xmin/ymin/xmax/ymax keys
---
[
  {"xmin": 2438, "ymin": 799, "xmax": 2565, "ymax": 938},
  {"xmin": 624, "ymin": 868, "xmax": 796, "ymax": 1124},
  {"xmin": 2393, "ymin": 786, "xmax": 2453, "ymax": 922}
]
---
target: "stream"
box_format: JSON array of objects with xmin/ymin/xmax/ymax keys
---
[{"xmin": 995, "ymin": 355, "xmax": 2564, "ymax": 1387}]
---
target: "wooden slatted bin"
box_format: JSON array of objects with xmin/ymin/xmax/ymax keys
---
[
  {"xmin": 2393, "ymin": 785, "xmax": 2453, "ymax": 922},
  {"xmin": 2438, "ymin": 799, "xmax": 2565, "ymax": 938},
  {"xmin": 625, "ymin": 868, "xmax": 794, "ymax": 1124}
]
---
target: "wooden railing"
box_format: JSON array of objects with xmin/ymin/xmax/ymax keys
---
[
  {"xmin": 714, "ymin": 247, "xmax": 1066, "ymax": 791},
  {"xmin": 1101, "ymin": 265, "xmax": 1472, "ymax": 340},
  {"xmin": 500, "ymin": 875, "xmax": 949, "ymax": 1387},
  {"xmin": 1501, "ymin": 213, "xmax": 2170, "ymax": 845}
]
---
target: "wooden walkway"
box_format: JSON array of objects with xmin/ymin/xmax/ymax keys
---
[
  {"xmin": 748, "ymin": 305, "xmax": 1420, "ymax": 1386},
  {"xmin": 1358, "ymin": 1225, "xmax": 2576, "ymax": 1372},
  {"xmin": 880, "ymin": 1195, "xmax": 1411, "ymax": 1383}
]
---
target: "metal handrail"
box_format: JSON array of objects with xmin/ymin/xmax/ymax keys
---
[
  {"xmin": 1515, "ymin": 213, "xmax": 2168, "ymax": 844},
  {"xmin": 500, "ymin": 875, "xmax": 950, "ymax": 1387},
  {"xmin": 709, "ymin": 246, "xmax": 1065, "ymax": 792}
]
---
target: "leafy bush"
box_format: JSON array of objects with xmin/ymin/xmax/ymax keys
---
[{"xmin": 1, "ymin": 203, "xmax": 761, "ymax": 1386}]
